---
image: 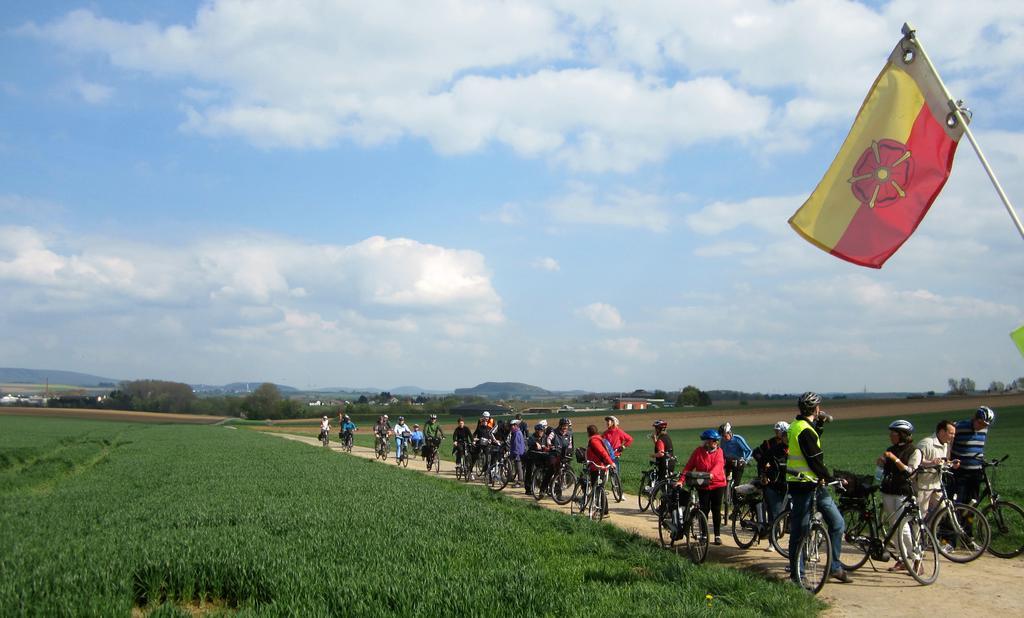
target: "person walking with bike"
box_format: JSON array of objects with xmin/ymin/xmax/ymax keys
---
[
  {"xmin": 508, "ymin": 419, "xmax": 526, "ymax": 488},
  {"xmin": 753, "ymin": 421, "xmax": 789, "ymax": 522},
  {"xmin": 787, "ymin": 392, "xmax": 850, "ymax": 584},
  {"xmin": 877, "ymin": 420, "xmax": 923, "ymax": 572},
  {"xmin": 452, "ymin": 417, "xmax": 472, "ymax": 473},
  {"xmin": 602, "ymin": 415, "xmax": 633, "ymax": 475},
  {"xmin": 950, "ymin": 406, "xmax": 994, "ymax": 505},
  {"xmin": 470, "ymin": 415, "xmax": 498, "ymax": 480},
  {"xmin": 540, "ymin": 418, "xmax": 573, "ymax": 494},
  {"xmin": 682, "ymin": 429, "xmax": 727, "ymax": 545},
  {"xmin": 652, "ymin": 420, "xmax": 675, "ymax": 482},
  {"xmin": 525, "ymin": 423, "xmax": 547, "ymax": 496},
  {"xmin": 915, "ymin": 420, "xmax": 958, "ymax": 519},
  {"xmin": 720, "ymin": 422, "xmax": 753, "ymax": 486}
]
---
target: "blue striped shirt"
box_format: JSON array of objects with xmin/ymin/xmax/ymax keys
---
[{"xmin": 951, "ymin": 420, "xmax": 988, "ymax": 470}]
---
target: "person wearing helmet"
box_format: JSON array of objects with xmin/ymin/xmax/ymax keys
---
[
  {"xmin": 392, "ymin": 416, "xmax": 412, "ymax": 463},
  {"xmin": 422, "ymin": 414, "xmax": 445, "ymax": 469},
  {"xmin": 508, "ymin": 419, "xmax": 526, "ymax": 488},
  {"xmin": 877, "ymin": 420, "xmax": 922, "ymax": 572},
  {"xmin": 651, "ymin": 420, "xmax": 675, "ymax": 482},
  {"xmin": 318, "ymin": 415, "xmax": 331, "ymax": 443},
  {"xmin": 524, "ymin": 422, "xmax": 549, "ymax": 495},
  {"xmin": 373, "ymin": 415, "xmax": 393, "ymax": 455},
  {"xmin": 469, "ymin": 415, "xmax": 498, "ymax": 480},
  {"xmin": 719, "ymin": 421, "xmax": 753, "ymax": 487},
  {"xmin": 787, "ymin": 392, "xmax": 850, "ymax": 584},
  {"xmin": 752, "ymin": 422, "xmax": 790, "ymax": 521},
  {"xmin": 339, "ymin": 414, "xmax": 357, "ymax": 446},
  {"xmin": 602, "ymin": 415, "xmax": 633, "ymax": 475},
  {"xmin": 539, "ymin": 417, "xmax": 574, "ymax": 492},
  {"xmin": 681, "ymin": 429, "xmax": 727, "ymax": 544},
  {"xmin": 914, "ymin": 420, "xmax": 958, "ymax": 519},
  {"xmin": 950, "ymin": 406, "xmax": 995, "ymax": 505}
]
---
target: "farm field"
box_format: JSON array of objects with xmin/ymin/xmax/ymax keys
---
[{"xmin": 0, "ymin": 414, "xmax": 822, "ymax": 617}]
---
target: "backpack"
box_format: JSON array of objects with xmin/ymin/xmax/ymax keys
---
[{"xmin": 602, "ymin": 437, "xmax": 616, "ymax": 460}]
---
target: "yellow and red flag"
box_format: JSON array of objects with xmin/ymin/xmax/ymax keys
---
[{"xmin": 789, "ymin": 36, "xmax": 965, "ymax": 268}]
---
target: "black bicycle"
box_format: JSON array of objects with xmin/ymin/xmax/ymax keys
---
[
  {"xmin": 638, "ymin": 456, "xmax": 676, "ymax": 512},
  {"xmin": 424, "ymin": 437, "xmax": 442, "ymax": 474},
  {"xmin": 655, "ymin": 471, "xmax": 710, "ymax": 564},
  {"xmin": 454, "ymin": 441, "xmax": 471, "ymax": 481},
  {"xmin": 731, "ymin": 479, "xmax": 772, "ymax": 549},
  {"xmin": 531, "ymin": 452, "xmax": 576, "ymax": 505},
  {"xmin": 486, "ymin": 443, "xmax": 512, "ymax": 492},
  {"xmin": 375, "ymin": 433, "xmax": 390, "ymax": 460},
  {"xmin": 396, "ymin": 434, "xmax": 411, "ymax": 467},
  {"xmin": 571, "ymin": 461, "xmax": 611, "ymax": 521},
  {"xmin": 793, "ymin": 481, "xmax": 845, "ymax": 595},
  {"xmin": 970, "ymin": 455, "xmax": 1024, "ymax": 559},
  {"xmin": 924, "ymin": 461, "xmax": 989, "ymax": 563},
  {"xmin": 340, "ymin": 430, "xmax": 355, "ymax": 453}
]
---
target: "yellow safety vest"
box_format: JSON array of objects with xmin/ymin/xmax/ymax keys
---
[{"xmin": 786, "ymin": 418, "xmax": 820, "ymax": 483}]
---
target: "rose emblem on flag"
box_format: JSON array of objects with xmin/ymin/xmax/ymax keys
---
[{"xmin": 848, "ymin": 139, "xmax": 914, "ymax": 209}]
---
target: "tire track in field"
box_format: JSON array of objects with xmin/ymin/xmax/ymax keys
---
[{"xmin": 264, "ymin": 431, "xmax": 1024, "ymax": 618}]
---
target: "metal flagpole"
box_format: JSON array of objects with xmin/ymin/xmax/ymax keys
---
[{"xmin": 902, "ymin": 22, "xmax": 1024, "ymax": 241}]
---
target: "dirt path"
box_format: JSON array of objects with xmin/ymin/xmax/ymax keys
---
[{"xmin": 269, "ymin": 431, "xmax": 1023, "ymax": 617}]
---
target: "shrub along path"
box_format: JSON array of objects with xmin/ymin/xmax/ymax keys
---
[{"xmin": 272, "ymin": 432, "xmax": 1024, "ymax": 618}]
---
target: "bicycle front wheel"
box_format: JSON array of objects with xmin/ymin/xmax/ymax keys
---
[
  {"xmin": 769, "ymin": 508, "xmax": 791, "ymax": 558},
  {"xmin": 609, "ymin": 470, "xmax": 623, "ymax": 503},
  {"xmin": 487, "ymin": 463, "xmax": 509, "ymax": 492},
  {"xmin": 552, "ymin": 468, "xmax": 577, "ymax": 505},
  {"xmin": 638, "ymin": 471, "xmax": 655, "ymax": 512},
  {"xmin": 686, "ymin": 508, "xmax": 710, "ymax": 565},
  {"xmin": 897, "ymin": 517, "xmax": 939, "ymax": 585},
  {"xmin": 570, "ymin": 481, "xmax": 587, "ymax": 516},
  {"xmin": 591, "ymin": 487, "xmax": 607, "ymax": 522},
  {"xmin": 838, "ymin": 505, "xmax": 869, "ymax": 571},
  {"xmin": 984, "ymin": 501, "xmax": 1024, "ymax": 559},
  {"xmin": 731, "ymin": 501, "xmax": 759, "ymax": 549},
  {"xmin": 531, "ymin": 473, "xmax": 545, "ymax": 501},
  {"xmin": 657, "ymin": 505, "xmax": 677, "ymax": 548},
  {"xmin": 796, "ymin": 522, "xmax": 832, "ymax": 595},
  {"xmin": 931, "ymin": 502, "xmax": 990, "ymax": 563}
]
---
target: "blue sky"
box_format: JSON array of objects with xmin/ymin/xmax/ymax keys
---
[{"xmin": 1, "ymin": 0, "xmax": 1022, "ymax": 393}]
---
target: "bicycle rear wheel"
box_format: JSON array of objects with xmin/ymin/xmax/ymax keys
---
[
  {"xmin": 487, "ymin": 462, "xmax": 509, "ymax": 492},
  {"xmin": 531, "ymin": 473, "xmax": 545, "ymax": 501},
  {"xmin": 983, "ymin": 501, "xmax": 1024, "ymax": 559},
  {"xmin": 570, "ymin": 480, "xmax": 587, "ymax": 516},
  {"xmin": 686, "ymin": 508, "xmax": 710, "ymax": 564},
  {"xmin": 838, "ymin": 506, "xmax": 869, "ymax": 571},
  {"xmin": 657, "ymin": 505, "xmax": 677, "ymax": 548},
  {"xmin": 769, "ymin": 508, "xmax": 790, "ymax": 558},
  {"xmin": 931, "ymin": 502, "xmax": 989, "ymax": 563},
  {"xmin": 591, "ymin": 487, "xmax": 607, "ymax": 522},
  {"xmin": 796, "ymin": 522, "xmax": 831, "ymax": 595},
  {"xmin": 552, "ymin": 468, "xmax": 576, "ymax": 505},
  {"xmin": 898, "ymin": 517, "xmax": 939, "ymax": 585},
  {"xmin": 731, "ymin": 501, "xmax": 759, "ymax": 549}
]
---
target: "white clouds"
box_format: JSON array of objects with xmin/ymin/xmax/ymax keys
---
[
  {"xmin": 481, "ymin": 203, "xmax": 524, "ymax": 225},
  {"xmin": 578, "ymin": 302, "xmax": 624, "ymax": 330},
  {"xmin": 71, "ymin": 77, "xmax": 113, "ymax": 104},
  {"xmin": 686, "ymin": 195, "xmax": 803, "ymax": 236},
  {"xmin": 533, "ymin": 257, "xmax": 560, "ymax": 272},
  {"xmin": 548, "ymin": 184, "xmax": 672, "ymax": 231}
]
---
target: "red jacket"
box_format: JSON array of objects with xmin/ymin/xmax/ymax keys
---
[
  {"xmin": 586, "ymin": 434, "xmax": 616, "ymax": 471},
  {"xmin": 682, "ymin": 445, "xmax": 726, "ymax": 490},
  {"xmin": 602, "ymin": 426, "xmax": 633, "ymax": 453}
]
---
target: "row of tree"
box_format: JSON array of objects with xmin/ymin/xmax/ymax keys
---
[{"xmin": 947, "ymin": 377, "xmax": 1024, "ymax": 395}]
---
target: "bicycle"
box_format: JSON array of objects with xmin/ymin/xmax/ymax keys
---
[
  {"xmin": 454, "ymin": 441, "xmax": 471, "ymax": 481},
  {"xmin": 424, "ymin": 437, "xmax": 442, "ymax": 474},
  {"xmin": 923, "ymin": 461, "xmax": 990, "ymax": 563},
  {"xmin": 655, "ymin": 471, "xmax": 710, "ymax": 564},
  {"xmin": 608, "ymin": 464, "xmax": 623, "ymax": 503},
  {"xmin": 318, "ymin": 429, "xmax": 330, "ymax": 448},
  {"xmin": 375, "ymin": 433, "xmax": 390, "ymax": 461},
  {"xmin": 731, "ymin": 480, "xmax": 773, "ymax": 549},
  {"xmin": 571, "ymin": 461, "xmax": 611, "ymax": 521},
  {"xmin": 340, "ymin": 430, "xmax": 355, "ymax": 453},
  {"xmin": 486, "ymin": 443, "xmax": 512, "ymax": 492},
  {"xmin": 969, "ymin": 455, "xmax": 1024, "ymax": 559},
  {"xmin": 531, "ymin": 452, "xmax": 576, "ymax": 505},
  {"xmin": 723, "ymin": 459, "xmax": 746, "ymax": 524},
  {"xmin": 793, "ymin": 480, "xmax": 844, "ymax": 595},
  {"xmin": 395, "ymin": 435, "xmax": 411, "ymax": 467},
  {"xmin": 638, "ymin": 456, "xmax": 676, "ymax": 512},
  {"xmin": 835, "ymin": 472, "xmax": 939, "ymax": 586}
]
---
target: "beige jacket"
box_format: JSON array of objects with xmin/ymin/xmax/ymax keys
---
[{"xmin": 915, "ymin": 434, "xmax": 949, "ymax": 491}]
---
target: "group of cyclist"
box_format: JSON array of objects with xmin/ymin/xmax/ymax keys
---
[{"xmin": 322, "ymin": 393, "xmax": 1000, "ymax": 588}]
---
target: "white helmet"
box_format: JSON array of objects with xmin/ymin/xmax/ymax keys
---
[
  {"xmin": 322, "ymin": 416, "xmax": 328, "ymax": 421},
  {"xmin": 888, "ymin": 419, "xmax": 914, "ymax": 434},
  {"xmin": 482, "ymin": 411, "xmax": 491, "ymax": 418},
  {"xmin": 773, "ymin": 421, "xmax": 790, "ymax": 433}
]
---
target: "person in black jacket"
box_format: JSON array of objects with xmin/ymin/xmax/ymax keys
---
[
  {"xmin": 452, "ymin": 418, "xmax": 472, "ymax": 472},
  {"xmin": 877, "ymin": 420, "xmax": 922, "ymax": 572},
  {"xmin": 752, "ymin": 421, "xmax": 789, "ymax": 521}
]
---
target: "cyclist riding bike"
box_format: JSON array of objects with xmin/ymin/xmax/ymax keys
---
[
  {"xmin": 950, "ymin": 406, "xmax": 995, "ymax": 505},
  {"xmin": 720, "ymin": 421, "xmax": 753, "ymax": 486},
  {"xmin": 786, "ymin": 391, "xmax": 850, "ymax": 584},
  {"xmin": 318, "ymin": 415, "xmax": 330, "ymax": 442},
  {"xmin": 393, "ymin": 416, "xmax": 412, "ymax": 463},
  {"xmin": 340, "ymin": 415, "xmax": 357, "ymax": 444},
  {"xmin": 470, "ymin": 416, "xmax": 498, "ymax": 480},
  {"xmin": 452, "ymin": 417, "xmax": 472, "ymax": 471},
  {"xmin": 752, "ymin": 421, "xmax": 790, "ymax": 522},
  {"xmin": 410, "ymin": 424, "xmax": 425, "ymax": 454}
]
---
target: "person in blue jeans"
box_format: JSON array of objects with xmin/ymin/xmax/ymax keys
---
[
  {"xmin": 786, "ymin": 392, "xmax": 850, "ymax": 584},
  {"xmin": 393, "ymin": 416, "xmax": 412, "ymax": 462}
]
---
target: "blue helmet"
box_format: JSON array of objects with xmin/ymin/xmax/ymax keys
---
[
  {"xmin": 700, "ymin": 429, "xmax": 721, "ymax": 441},
  {"xmin": 976, "ymin": 406, "xmax": 995, "ymax": 424}
]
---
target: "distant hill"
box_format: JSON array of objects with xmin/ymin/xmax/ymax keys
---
[
  {"xmin": 454, "ymin": 382, "xmax": 553, "ymax": 400},
  {"xmin": 391, "ymin": 386, "xmax": 452, "ymax": 396},
  {"xmin": 0, "ymin": 367, "xmax": 119, "ymax": 387}
]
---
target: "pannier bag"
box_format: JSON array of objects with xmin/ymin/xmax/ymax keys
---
[
  {"xmin": 684, "ymin": 471, "xmax": 712, "ymax": 488},
  {"xmin": 574, "ymin": 447, "xmax": 587, "ymax": 464},
  {"xmin": 833, "ymin": 468, "xmax": 876, "ymax": 499}
]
